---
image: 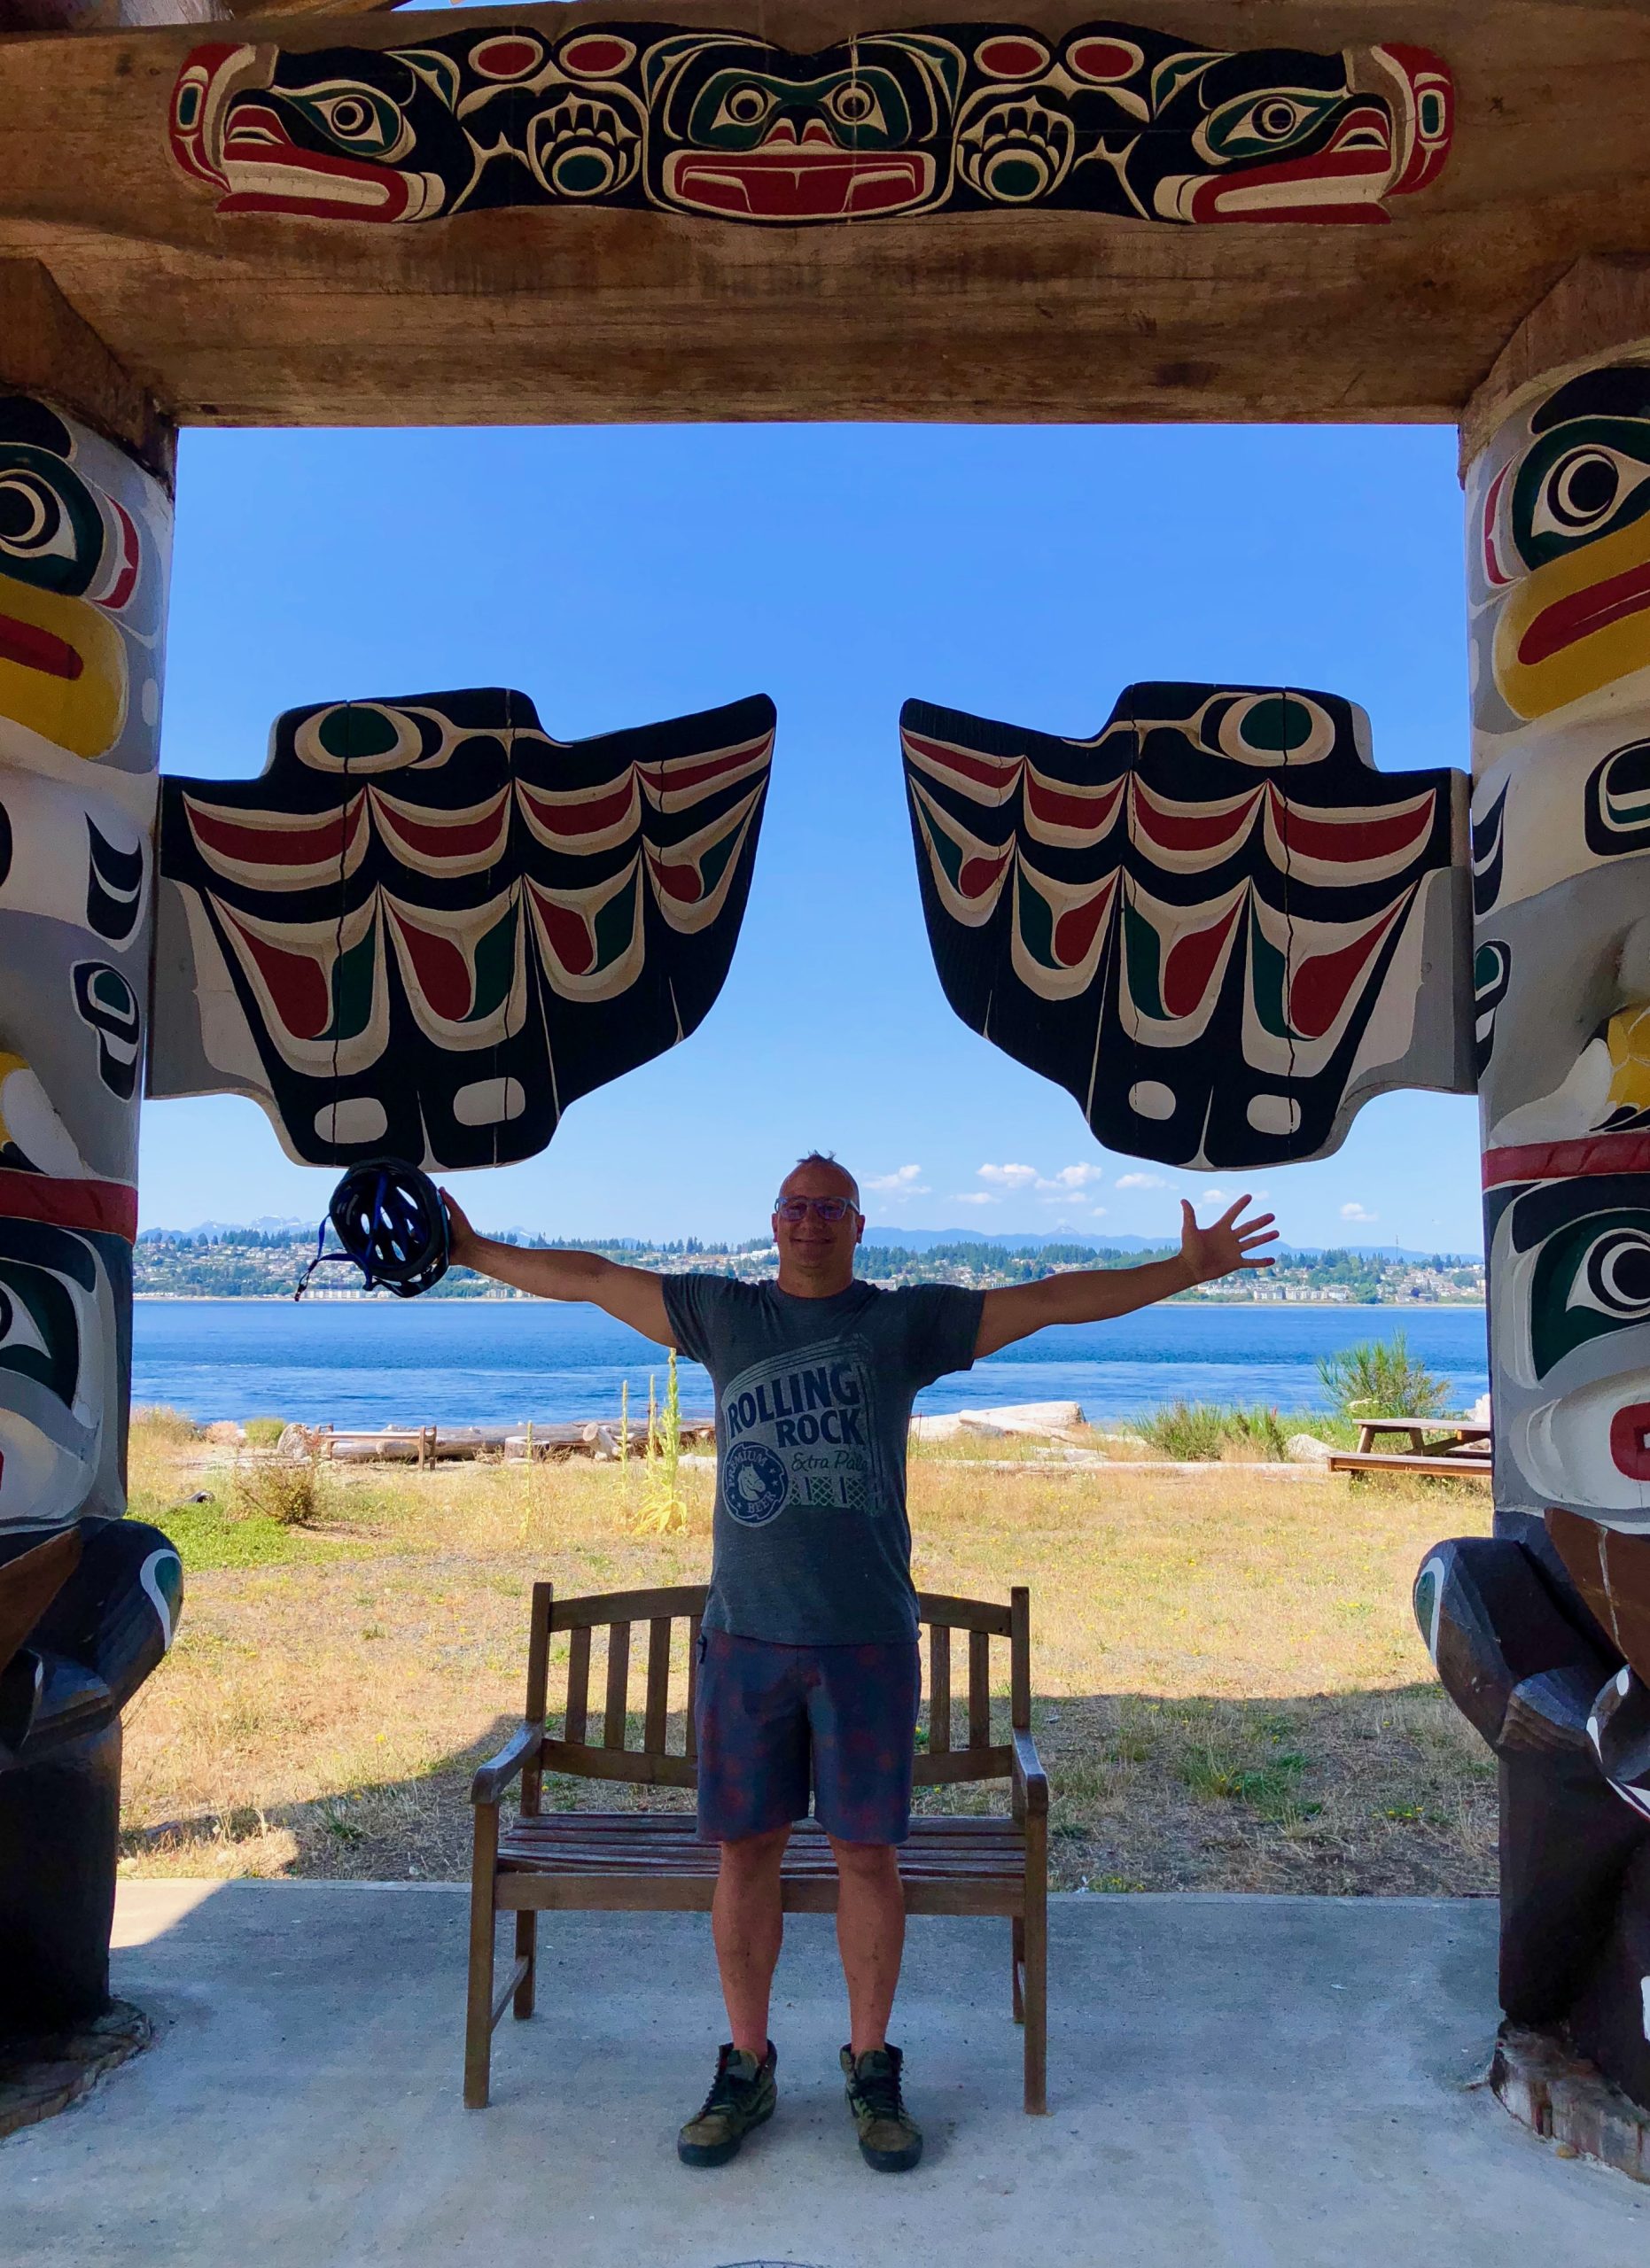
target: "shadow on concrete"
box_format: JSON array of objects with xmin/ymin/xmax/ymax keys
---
[{"xmin": 117, "ymin": 1679, "xmax": 1493, "ymax": 1900}]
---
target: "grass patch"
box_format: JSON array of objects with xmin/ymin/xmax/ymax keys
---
[
  {"xmin": 117, "ymin": 1434, "xmax": 1496, "ymax": 1895},
  {"xmin": 136, "ymin": 1498, "xmax": 334, "ymax": 1572}
]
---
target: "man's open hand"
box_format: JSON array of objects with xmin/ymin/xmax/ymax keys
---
[{"xmin": 1179, "ymin": 1196, "xmax": 1278, "ymax": 1285}]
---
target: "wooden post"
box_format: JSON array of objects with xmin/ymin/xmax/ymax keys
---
[
  {"xmin": 464, "ymin": 1802, "xmax": 501, "ymax": 2108},
  {"xmin": 1022, "ymin": 1808, "xmax": 1047, "ymax": 2116}
]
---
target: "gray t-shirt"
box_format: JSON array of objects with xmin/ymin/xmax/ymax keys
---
[{"xmin": 661, "ymin": 1274, "xmax": 984, "ymax": 1645}]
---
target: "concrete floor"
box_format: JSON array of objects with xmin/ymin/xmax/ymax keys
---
[{"xmin": 3, "ymin": 1884, "xmax": 1647, "ymax": 2267}]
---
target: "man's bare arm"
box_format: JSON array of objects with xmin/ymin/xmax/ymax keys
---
[
  {"xmin": 439, "ymin": 1189, "xmax": 673, "ymax": 1345},
  {"xmin": 974, "ymin": 1197, "xmax": 1277, "ymax": 1360}
]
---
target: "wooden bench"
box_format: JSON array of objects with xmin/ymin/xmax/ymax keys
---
[{"xmin": 465, "ymin": 1581, "xmax": 1049, "ymax": 2114}]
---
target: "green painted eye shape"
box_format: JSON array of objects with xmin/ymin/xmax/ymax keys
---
[
  {"xmin": 289, "ymin": 83, "xmax": 409, "ymax": 158},
  {"xmin": 0, "ymin": 1263, "xmax": 78, "ymax": 1408},
  {"xmin": 0, "ymin": 447, "xmax": 102, "ymax": 596},
  {"xmin": 1530, "ymin": 1210, "xmax": 1650, "ymax": 1378},
  {"xmin": 1198, "ymin": 86, "xmax": 1337, "ymax": 160},
  {"xmin": 1537, "ymin": 447, "xmax": 1650, "ymax": 540},
  {"xmin": 1513, "ymin": 419, "xmax": 1650, "ymax": 565}
]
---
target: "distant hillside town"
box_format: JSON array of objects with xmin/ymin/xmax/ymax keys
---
[{"xmin": 133, "ymin": 1224, "xmax": 1485, "ymax": 1305}]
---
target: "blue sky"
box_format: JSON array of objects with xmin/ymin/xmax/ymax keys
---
[{"xmin": 140, "ymin": 421, "xmax": 1483, "ymax": 1250}]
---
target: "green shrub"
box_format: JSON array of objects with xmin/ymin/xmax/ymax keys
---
[
  {"xmin": 1223, "ymin": 1403, "xmax": 1288, "ymax": 1461},
  {"xmin": 1136, "ymin": 1402, "xmax": 1226, "ymax": 1460},
  {"xmin": 230, "ymin": 1446, "xmax": 331, "ymax": 1527},
  {"xmin": 1316, "ymin": 1332, "xmax": 1450, "ymax": 1419},
  {"xmin": 131, "ymin": 1403, "xmax": 199, "ymax": 1444},
  {"xmin": 242, "ymin": 1417, "xmax": 287, "ymax": 1448},
  {"xmin": 1135, "ymin": 1401, "xmax": 1287, "ymax": 1461}
]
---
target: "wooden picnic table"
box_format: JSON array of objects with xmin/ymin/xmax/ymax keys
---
[
  {"xmin": 1352, "ymin": 1418, "xmax": 1491, "ymax": 1458},
  {"xmin": 1329, "ymin": 1418, "xmax": 1492, "ymax": 1480}
]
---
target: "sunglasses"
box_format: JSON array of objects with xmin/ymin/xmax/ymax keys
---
[{"xmin": 773, "ymin": 1196, "xmax": 858, "ymax": 1223}]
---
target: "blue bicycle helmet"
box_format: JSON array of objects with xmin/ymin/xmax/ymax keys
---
[{"xmin": 294, "ymin": 1156, "xmax": 450, "ymax": 1300}]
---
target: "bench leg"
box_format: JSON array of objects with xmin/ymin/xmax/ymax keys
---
[
  {"xmin": 465, "ymin": 1805, "xmax": 501, "ymax": 2109},
  {"xmin": 513, "ymin": 1909, "xmax": 537, "ymax": 2019},
  {"xmin": 1022, "ymin": 1883, "xmax": 1047, "ymax": 2116},
  {"xmin": 1011, "ymin": 1916, "xmax": 1024, "ymax": 2024}
]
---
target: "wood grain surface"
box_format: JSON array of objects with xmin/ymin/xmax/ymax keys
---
[{"xmin": 2, "ymin": 2, "xmax": 1650, "ymax": 429}]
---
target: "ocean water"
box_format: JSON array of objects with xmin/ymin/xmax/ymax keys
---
[{"xmin": 130, "ymin": 1297, "xmax": 1489, "ymax": 1430}]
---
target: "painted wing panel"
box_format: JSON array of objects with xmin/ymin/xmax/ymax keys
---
[
  {"xmin": 902, "ymin": 680, "xmax": 1471, "ymax": 1170},
  {"xmin": 149, "ymin": 687, "xmax": 774, "ymax": 1169}
]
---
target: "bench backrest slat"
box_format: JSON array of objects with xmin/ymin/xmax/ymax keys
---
[
  {"xmin": 929, "ymin": 1624, "xmax": 952, "ymax": 1755},
  {"xmin": 524, "ymin": 1581, "xmax": 1030, "ymax": 1793},
  {"xmin": 564, "ymin": 1624, "xmax": 591, "ymax": 1746},
  {"xmin": 969, "ymin": 1627, "xmax": 992, "ymax": 1750},
  {"xmin": 603, "ymin": 1619, "xmax": 630, "ymax": 1749},
  {"xmin": 644, "ymin": 1616, "xmax": 672, "ymax": 1754}
]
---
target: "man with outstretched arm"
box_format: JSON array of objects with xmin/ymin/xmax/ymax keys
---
[{"xmin": 441, "ymin": 1156, "xmax": 1274, "ymax": 2170}]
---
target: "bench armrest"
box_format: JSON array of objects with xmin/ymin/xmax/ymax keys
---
[
  {"xmin": 1011, "ymin": 1728, "xmax": 1048, "ymax": 1817},
  {"xmin": 470, "ymin": 1721, "xmax": 541, "ymax": 1806}
]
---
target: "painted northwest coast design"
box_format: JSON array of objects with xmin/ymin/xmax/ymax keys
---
[
  {"xmin": 1466, "ymin": 356, "xmax": 1650, "ymax": 1535},
  {"xmin": 0, "ymin": 395, "xmax": 170, "ymax": 1537},
  {"xmin": 169, "ymin": 21, "xmax": 1452, "ymax": 227},
  {"xmin": 902, "ymin": 684, "xmax": 1469, "ymax": 1172},
  {"xmin": 1419, "ymin": 352, "xmax": 1650, "ymax": 2117},
  {"xmin": 149, "ymin": 687, "xmax": 774, "ymax": 1171}
]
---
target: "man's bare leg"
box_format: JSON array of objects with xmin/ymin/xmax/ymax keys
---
[
  {"xmin": 828, "ymin": 1836, "xmax": 906, "ymax": 2054},
  {"xmin": 712, "ymin": 1824, "xmax": 790, "ymax": 2055}
]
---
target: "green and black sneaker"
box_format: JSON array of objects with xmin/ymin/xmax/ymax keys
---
[
  {"xmin": 676, "ymin": 2041, "xmax": 778, "ymax": 2168},
  {"xmin": 841, "ymin": 2043, "xmax": 922, "ymax": 2171}
]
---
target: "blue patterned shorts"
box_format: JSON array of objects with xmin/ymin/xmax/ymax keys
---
[{"xmin": 695, "ymin": 1627, "xmax": 921, "ymax": 1846}]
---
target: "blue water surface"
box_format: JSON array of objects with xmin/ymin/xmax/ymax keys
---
[{"xmin": 131, "ymin": 1297, "xmax": 1489, "ymax": 1430}]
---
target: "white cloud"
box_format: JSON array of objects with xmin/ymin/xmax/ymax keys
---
[
  {"xmin": 864, "ymin": 1164, "xmax": 929, "ymax": 1195},
  {"xmin": 977, "ymin": 1162, "xmax": 1039, "ymax": 1189},
  {"xmin": 1116, "ymin": 1171, "xmax": 1165, "ymax": 1191},
  {"xmin": 1034, "ymin": 1163, "xmax": 1103, "ymax": 1193},
  {"xmin": 952, "ymin": 1191, "xmax": 996, "ymax": 1207},
  {"xmin": 1202, "ymin": 1186, "xmax": 1230, "ymax": 1204},
  {"xmin": 1340, "ymin": 1201, "xmax": 1379, "ymax": 1223}
]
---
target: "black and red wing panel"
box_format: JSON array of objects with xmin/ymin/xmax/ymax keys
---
[
  {"xmin": 902, "ymin": 681, "xmax": 1470, "ymax": 1170},
  {"xmin": 150, "ymin": 687, "xmax": 774, "ymax": 1169}
]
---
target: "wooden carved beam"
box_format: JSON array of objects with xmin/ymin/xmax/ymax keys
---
[{"xmin": 0, "ymin": 2, "xmax": 1647, "ymax": 429}]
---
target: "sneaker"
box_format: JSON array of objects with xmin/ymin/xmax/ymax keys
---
[
  {"xmin": 840, "ymin": 2042, "xmax": 922, "ymax": 2171},
  {"xmin": 676, "ymin": 2041, "xmax": 778, "ymax": 2167}
]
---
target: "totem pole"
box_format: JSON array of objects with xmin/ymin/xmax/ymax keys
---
[
  {"xmin": 0, "ymin": 388, "xmax": 183, "ymax": 2037},
  {"xmin": 1415, "ymin": 346, "xmax": 1650, "ymax": 2113}
]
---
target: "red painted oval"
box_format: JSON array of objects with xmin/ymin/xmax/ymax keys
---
[
  {"xmin": 976, "ymin": 35, "xmax": 1047, "ymax": 78},
  {"xmin": 471, "ymin": 36, "xmax": 541, "ymax": 79},
  {"xmin": 1065, "ymin": 36, "xmax": 1141, "ymax": 82},
  {"xmin": 559, "ymin": 34, "xmax": 634, "ymax": 75}
]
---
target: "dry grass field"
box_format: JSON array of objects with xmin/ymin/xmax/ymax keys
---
[{"xmin": 117, "ymin": 1414, "xmax": 1498, "ymax": 1897}]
